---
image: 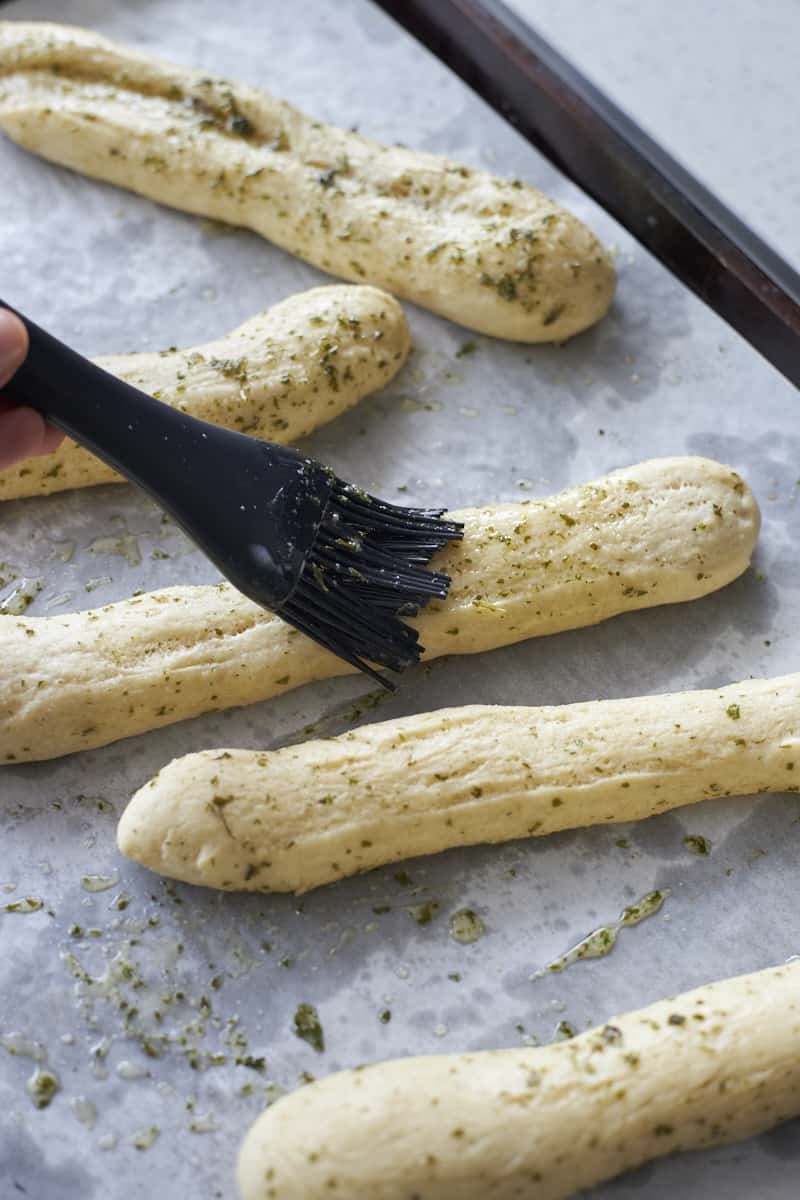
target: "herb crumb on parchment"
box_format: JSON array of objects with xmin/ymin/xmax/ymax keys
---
[{"xmin": 293, "ymin": 1004, "xmax": 324, "ymax": 1053}]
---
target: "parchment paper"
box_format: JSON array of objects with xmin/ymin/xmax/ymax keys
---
[{"xmin": 1, "ymin": 1, "xmax": 798, "ymax": 1196}]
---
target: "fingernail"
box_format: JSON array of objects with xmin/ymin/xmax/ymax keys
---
[{"xmin": 0, "ymin": 310, "xmax": 27, "ymax": 377}]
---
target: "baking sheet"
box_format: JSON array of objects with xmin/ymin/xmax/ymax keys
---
[
  {"xmin": 507, "ymin": 0, "xmax": 800, "ymax": 275},
  {"xmin": 1, "ymin": 1, "xmax": 799, "ymax": 1196}
]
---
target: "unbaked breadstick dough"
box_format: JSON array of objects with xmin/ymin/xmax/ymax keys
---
[
  {"xmin": 0, "ymin": 457, "xmax": 758, "ymax": 763},
  {"xmin": 237, "ymin": 960, "xmax": 800, "ymax": 1200},
  {"xmin": 118, "ymin": 673, "xmax": 799, "ymax": 894},
  {"xmin": 0, "ymin": 285, "xmax": 409, "ymax": 501},
  {"xmin": 0, "ymin": 21, "xmax": 615, "ymax": 343}
]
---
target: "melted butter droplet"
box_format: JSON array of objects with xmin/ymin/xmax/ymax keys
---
[
  {"xmin": 71, "ymin": 1096, "xmax": 97, "ymax": 1129},
  {"xmin": 81, "ymin": 873, "xmax": 118, "ymax": 893},
  {"xmin": 130, "ymin": 1126, "xmax": 160, "ymax": 1151},
  {"xmin": 541, "ymin": 889, "xmax": 670, "ymax": 975},
  {"xmin": 1, "ymin": 1033, "xmax": 46, "ymax": 1061},
  {"xmin": 449, "ymin": 908, "xmax": 486, "ymax": 944},
  {"xmin": 0, "ymin": 577, "xmax": 43, "ymax": 615}
]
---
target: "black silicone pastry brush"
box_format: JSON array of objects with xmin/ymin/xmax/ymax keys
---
[{"xmin": 2, "ymin": 302, "xmax": 463, "ymax": 685}]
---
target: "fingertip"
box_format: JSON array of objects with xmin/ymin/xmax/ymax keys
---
[
  {"xmin": 0, "ymin": 406, "xmax": 56, "ymax": 470},
  {"xmin": 0, "ymin": 310, "xmax": 29, "ymax": 386}
]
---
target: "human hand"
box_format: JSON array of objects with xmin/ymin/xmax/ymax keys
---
[{"xmin": 0, "ymin": 308, "xmax": 64, "ymax": 470}]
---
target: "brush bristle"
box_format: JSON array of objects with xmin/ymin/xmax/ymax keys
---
[{"xmin": 278, "ymin": 479, "xmax": 463, "ymax": 685}]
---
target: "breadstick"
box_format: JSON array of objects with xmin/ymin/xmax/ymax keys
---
[
  {"xmin": 0, "ymin": 21, "xmax": 615, "ymax": 343},
  {"xmin": 1, "ymin": 457, "xmax": 757, "ymax": 764},
  {"xmin": 0, "ymin": 285, "xmax": 409, "ymax": 500},
  {"xmin": 237, "ymin": 960, "xmax": 800, "ymax": 1200},
  {"xmin": 119, "ymin": 672, "xmax": 795, "ymax": 893}
]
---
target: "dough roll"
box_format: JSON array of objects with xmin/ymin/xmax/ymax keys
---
[
  {"xmin": 119, "ymin": 672, "xmax": 798, "ymax": 893},
  {"xmin": 237, "ymin": 960, "xmax": 800, "ymax": 1200},
  {"xmin": 1, "ymin": 457, "xmax": 758, "ymax": 764},
  {"xmin": 0, "ymin": 284, "xmax": 409, "ymax": 500},
  {"xmin": 0, "ymin": 21, "xmax": 615, "ymax": 343}
]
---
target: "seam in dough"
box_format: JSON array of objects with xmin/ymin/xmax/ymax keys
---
[
  {"xmin": 0, "ymin": 21, "xmax": 615, "ymax": 342},
  {"xmin": 118, "ymin": 672, "xmax": 795, "ymax": 893},
  {"xmin": 0, "ymin": 457, "xmax": 758, "ymax": 764},
  {"xmin": 0, "ymin": 284, "xmax": 410, "ymax": 500},
  {"xmin": 237, "ymin": 960, "xmax": 800, "ymax": 1200}
]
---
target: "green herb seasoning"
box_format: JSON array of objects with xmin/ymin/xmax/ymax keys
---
[
  {"xmin": 542, "ymin": 303, "xmax": 566, "ymax": 327},
  {"xmin": 237, "ymin": 1054, "xmax": 266, "ymax": 1072},
  {"xmin": 546, "ymin": 925, "xmax": 617, "ymax": 973},
  {"xmin": 294, "ymin": 1004, "xmax": 324, "ymax": 1053},
  {"xmin": 27, "ymin": 1068, "xmax": 60, "ymax": 1109},
  {"xmin": 4, "ymin": 897, "xmax": 43, "ymax": 914},
  {"xmin": 543, "ymin": 890, "xmax": 670, "ymax": 974},
  {"xmin": 620, "ymin": 890, "xmax": 667, "ymax": 927},
  {"xmin": 409, "ymin": 901, "xmax": 440, "ymax": 926},
  {"xmin": 683, "ymin": 834, "xmax": 711, "ymax": 856},
  {"xmin": 449, "ymin": 908, "xmax": 486, "ymax": 945}
]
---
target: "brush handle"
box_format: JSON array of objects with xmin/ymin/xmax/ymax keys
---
[
  {"xmin": 1, "ymin": 299, "xmax": 215, "ymax": 488},
  {"xmin": 1, "ymin": 300, "xmax": 332, "ymax": 606}
]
